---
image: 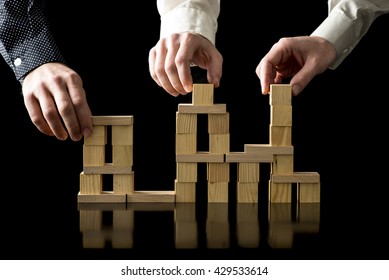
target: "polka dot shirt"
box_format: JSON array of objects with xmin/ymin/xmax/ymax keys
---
[{"xmin": 0, "ymin": 0, "xmax": 65, "ymax": 84}]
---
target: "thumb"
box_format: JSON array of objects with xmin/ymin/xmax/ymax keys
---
[{"xmin": 289, "ymin": 63, "xmax": 318, "ymax": 96}]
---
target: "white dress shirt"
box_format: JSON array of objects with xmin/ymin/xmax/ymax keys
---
[
  {"xmin": 311, "ymin": 0, "xmax": 389, "ymax": 69},
  {"xmin": 157, "ymin": 0, "xmax": 220, "ymax": 45}
]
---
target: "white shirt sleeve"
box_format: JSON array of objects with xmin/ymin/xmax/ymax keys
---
[
  {"xmin": 311, "ymin": 0, "xmax": 389, "ymax": 69},
  {"xmin": 157, "ymin": 0, "xmax": 220, "ymax": 45}
]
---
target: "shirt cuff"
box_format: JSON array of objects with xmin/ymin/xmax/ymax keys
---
[
  {"xmin": 311, "ymin": 10, "xmax": 356, "ymax": 69},
  {"xmin": 160, "ymin": 6, "xmax": 217, "ymax": 45}
]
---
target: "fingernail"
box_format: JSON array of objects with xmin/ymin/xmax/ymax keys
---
[
  {"xmin": 83, "ymin": 128, "xmax": 92, "ymax": 138},
  {"xmin": 292, "ymin": 85, "xmax": 301, "ymax": 96}
]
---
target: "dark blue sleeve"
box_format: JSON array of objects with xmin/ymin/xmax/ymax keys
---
[{"xmin": 0, "ymin": 0, "xmax": 65, "ymax": 84}]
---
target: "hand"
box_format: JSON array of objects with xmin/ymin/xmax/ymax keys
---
[
  {"xmin": 22, "ymin": 62, "xmax": 93, "ymax": 141},
  {"xmin": 148, "ymin": 32, "xmax": 223, "ymax": 96},
  {"xmin": 256, "ymin": 36, "xmax": 337, "ymax": 96}
]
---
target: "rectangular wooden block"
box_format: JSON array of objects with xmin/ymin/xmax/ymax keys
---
[
  {"xmin": 175, "ymin": 181, "xmax": 196, "ymax": 203},
  {"xmin": 208, "ymin": 182, "xmax": 229, "ymax": 203},
  {"xmin": 112, "ymin": 125, "xmax": 133, "ymax": 145},
  {"xmin": 208, "ymin": 113, "xmax": 229, "ymax": 134},
  {"xmin": 78, "ymin": 191, "xmax": 126, "ymax": 203},
  {"xmin": 237, "ymin": 182, "xmax": 258, "ymax": 203},
  {"xmin": 209, "ymin": 133, "xmax": 230, "ymax": 154},
  {"xmin": 237, "ymin": 162, "xmax": 260, "ymax": 183},
  {"xmin": 192, "ymin": 83, "xmax": 214, "ymax": 105},
  {"xmin": 91, "ymin": 115, "xmax": 134, "ymax": 126},
  {"xmin": 127, "ymin": 191, "xmax": 175, "ymax": 203},
  {"xmin": 84, "ymin": 164, "xmax": 132, "ymax": 174},
  {"xmin": 269, "ymin": 125, "xmax": 292, "ymax": 146},
  {"xmin": 298, "ymin": 182, "xmax": 320, "ymax": 203},
  {"xmin": 176, "ymin": 162, "xmax": 197, "ymax": 182},
  {"xmin": 176, "ymin": 133, "xmax": 197, "ymax": 154},
  {"xmin": 80, "ymin": 172, "xmax": 102, "ymax": 194},
  {"xmin": 244, "ymin": 144, "xmax": 294, "ymax": 155},
  {"xmin": 270, "ymin": 105, "xmax": 292, "ymax": 126},
  {"xmin": 272, "ymin": 172, "xmax": 320, "ymax": 183},
  {"xmin": 178, "ymin": 104, "xmax": 227, "ymax": 114},
  {"xmin": 176, "ymin": 112, "xmax": 197, "ymax": 133},
  {"xmin": 269, "ymin": 84, "xmax": 292, "ymax": 105},
  {"xmin": 225, "ymin": 152, "xmax": 273, "ymax": 163},
  {"xmin": 84, "ymin": 125, "xmax": 107, "ymax": 145},
  {"xmin": 207, "ymin": 162, "xmax": 230, "ymax": 182},
  {"xmin": 83, "ymin": 145, "xmax": 105, "ymax": 166},
  {"xmin": 176, "ymin": 152, "xmax": 224, "ymax": 163},
  {"xmin": 268, "ymin": 180, "xmax": 292, "ymax": 203},
  {"xmin": 112, "ymin": 145, "xmax": 133, "ymax": 166},
  {"xmin": 113, "ymin": 173, "xmax": 134, "ymax": 194}
]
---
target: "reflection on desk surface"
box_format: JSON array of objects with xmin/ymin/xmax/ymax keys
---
[{"xmin": 78, "ymin": 202, "xmax": 320, "ymax": 250}]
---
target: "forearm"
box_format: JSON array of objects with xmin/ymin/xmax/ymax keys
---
[
  {"xmin": 311, "ymin": 0, "xmax": 389, "ymax": 69},
  {"xmin": 157, "ymin": 0, "xmax": 220, "ymax": 45},
  {"xmin": 0, "ymin": 0, "xmax": 65, "ymax": 83}
]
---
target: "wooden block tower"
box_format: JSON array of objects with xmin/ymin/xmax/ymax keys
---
[
  {"xmin": 175, "ymin": 83, "xmax": 320, "ymax": 204},
  {"xmin": 175, "ymin": 84, "xmax": 230, "ymax": 203},
  {"xmin": 78, "ymin": 115, "xmax": 175, "ymax": 203},
  {"xmin": 78, "ymin": 83, "xmax": 320, "ymax": 205}
]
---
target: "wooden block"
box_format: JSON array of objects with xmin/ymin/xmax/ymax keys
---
[
  {"xmin": 269, "ymin": 125, "xmax": 292, "ymax": 146},
  {"xmin": 80, "ymin": 172, "xmax": 102, "ymax": 194},
  {"xmin": 208, "ymin": 113, "xmax": 229, "ymax": 134},
  {"xmin": 209, "ymin": 133, "xmax": 230, "ymax": 153},
  {"xmin": 84, "ymin": 164, "xmax": 132, "ymax": 175},
  {"xmin": 84, "ymin": 125, "xmax": 107, "ymax": 145},
  {"xmin": 244, "ymin": 144, "xmax": 294, "ymax": 155},
  {"xmin": 207, "ymin": 163, "xmax": 230, "ymax": 182},
  {"xmin": 176, "ymin": 162, "xmax": 197, "ymax": 182},
  {"xmin": 208, "ymin": 182, "xmax": 229, "ymax": 202},
  {"xmin": 237, "ymin": 182, "xmax": 258, "ymax": 203},
  {"xmin": 113, "ymin": 173, "xmax": 134, "ymax": 194},
  {"xmin": 176, "ymin": 112, "xmax": 197, "ymax": 133},
  {"xmin": 176, "ymin": 133, "xmax": 196, "ymax": 154},
  {"xmin": 269, "ymin": 84, "xmax": 291, "ymax": 105},
  {"xmin": 127, "ymin": 191, "xmax": 175, "ymax": 203},
  {"xmin": 83, "ymin": 145, "xmax": 105, "ymax": 166},
  {"xmin": 270, "ymin": 105, "xmax": 292, "ymax": 126},
  {"xmin": 78, "ymin": 191, "xmax": 126, "ymax": 203},
  {"xmin": 192, "ymin": 83, "xmax": 214, "ymax": 105},
  {"xmin": 237, "ymin": 162, "xmax": 260, "ymax": 183},
  {"xmin": 178, "ymin": 104, "xmax": 227, "ymax": 114},
  {"xmin": 112, "ymin": 145, "xmax": 133, "ymax": 166},
  {"xmin": 268, "ymin": 181, "xmax": 292, "ymax": 203},
  {"xmin": 272, "ymin": 154, "xmax": 294, "ymax": 175},
  {"xmin": 272, "ymin": 172, "xmax": 320, "ymax": 183},
  {"xmin": 112, "ymin": 125, "xmax": 133, "ymax": 145},
  {"xmin": 298, "ymin": 182, "xmax": 320, "ymax": 203},
  {"xmin": 225, "ymin": 152, "xmax": 273, "ymax": 163},
  {"xmin": 91, "ymin": 115, "xmax": 134, "ymax": 126},
  {"xmin": 175, "ymin": 180, "xmax": 196, "ymax": 202},
  {"xmin": 176, "ymin": 152, "xmax": 224, "ymax": 163}
]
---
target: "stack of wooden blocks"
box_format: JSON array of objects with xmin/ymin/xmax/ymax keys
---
[{"xmin": 78, "ymin": 83, "xmax": 320, "ymax": 204}]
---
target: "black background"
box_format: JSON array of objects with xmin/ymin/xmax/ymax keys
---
[{"xmin": 1, "ymin": 1, "xmax": 388, "ymax": 260}]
